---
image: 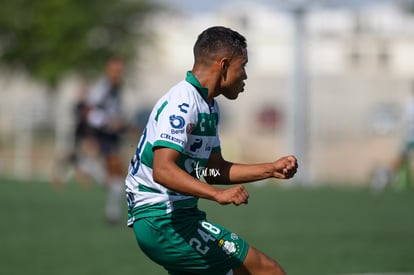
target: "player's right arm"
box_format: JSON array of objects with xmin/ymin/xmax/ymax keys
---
[
  {"xmin": 152, "ymin": 146, "xmax": 249, "ymax": 206},
  {"xmin": 204, "ymin": 151, "xmax": 298, "ymax": 185}
]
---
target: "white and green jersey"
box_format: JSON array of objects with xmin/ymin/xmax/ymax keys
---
[{"xmin": 126, "ymin": 72, "xmax": 221, "ymax": 226}]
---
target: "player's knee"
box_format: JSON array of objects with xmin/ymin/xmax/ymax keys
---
[
  {"xmin": 268, "ymin": 260, "xmax": 286, "ymax": 275},
  {"xmin": 235, "ymin": 246, "xmax": 286, "ymax": 275},
  {"xmin": 258, "ymin": 257, "xmax": 285, "ymax": 275}
]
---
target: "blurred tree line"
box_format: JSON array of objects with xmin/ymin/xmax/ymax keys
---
[{"xmin": 0, "ymin": 0, "xmax": 159, "ymax": 87}]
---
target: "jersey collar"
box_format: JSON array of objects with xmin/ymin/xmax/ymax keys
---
[{"xmin": 185, "ymin": 71, "xmax": 209, "ymax": 102}]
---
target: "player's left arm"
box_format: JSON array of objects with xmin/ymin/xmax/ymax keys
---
[{"xmin": 204, "ymin": 151, "xmax": 298, "ymax": 185}]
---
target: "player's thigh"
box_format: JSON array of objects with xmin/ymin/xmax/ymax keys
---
[
  {"xmin": 233, "ymin": 246, "xmax": 286, "ymax": 275},
  {"xmin": 133, "ymin": 211, "xmax": 248, "ymax": 274}
]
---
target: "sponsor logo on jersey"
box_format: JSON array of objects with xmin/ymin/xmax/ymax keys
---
[
  {"xmin": 190, "ymin": 138, "xmax": 203, "ymax": 152},
  {"xmin": 171, "ymin": 128, "xmax": 185, "ymax": 134},
  {"xmin": 160, "ymin": 133, "xmax": 185, "ymax": 146},
  {"xmin": 169, "ymin": 115, "xmax": 185, "ymax": 129},
  {"xmin": 192, "ymin": 113, "xmax": 218, "ymax": 136},
  {"xmin": 178, "ymin": 103, "xmax": 189, "ymax": 113}
]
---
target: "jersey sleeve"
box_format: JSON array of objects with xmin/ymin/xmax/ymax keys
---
[{"xmin": 152, "ymin": 96, "xmax": 196, "ymax": 153}]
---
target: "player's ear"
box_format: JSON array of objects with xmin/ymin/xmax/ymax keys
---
[
  {"xmin": 218, "ymin": 57, "xmax": 229, "ymax": 71},
  {"xmin": 221, "ymin": 59, "xmax": 229, "ymax": 71},
  {"xmin": 219, "ymin": 58, "xmax": 229, "ymax": 80}
]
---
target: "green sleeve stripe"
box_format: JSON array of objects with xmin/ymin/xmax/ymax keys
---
[
  {"xmin": 153, "ymin": 140, "xmax": 183, "ymax": 153},
  {"xmin": 155, "ymin": 100, "xmax": 168, "ymax": 122},
  {"xmin": 141, "ymin": 142, "xmax": 154, "ymax": 168}
]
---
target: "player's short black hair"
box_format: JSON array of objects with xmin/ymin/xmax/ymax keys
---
[{"xmin": 193, "ymin": 26, "xmax": 247, "ymax": 65}]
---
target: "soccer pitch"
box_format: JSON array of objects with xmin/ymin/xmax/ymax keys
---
[{"xmin": 1, "ymin": 178, "xmax": 413, "ymax": 275}]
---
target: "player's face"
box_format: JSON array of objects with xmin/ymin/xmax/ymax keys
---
[
  {"xmin": 220, "ymin": 49, "xmax": 248, "ymax": 100},
  {"xmin": 106, "ymin": 59, "xmax": 124, "ymax": 85}
]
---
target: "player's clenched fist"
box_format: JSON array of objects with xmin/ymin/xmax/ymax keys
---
[
  {"xmin": 272, "ymin": 155, "xmax": 298, "ymax": 179},
  {"xmin": 214, "ymin": 185, "xmax": 249, "ymax": 206}
]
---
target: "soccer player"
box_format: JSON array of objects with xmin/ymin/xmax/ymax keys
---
[
  {"xmin": 125, "ymin": 26, "xmax": 298, "ymax": 274},
  {"xmin": 86, "ymin": 57, "xmax": 127, "ymax": 224}
]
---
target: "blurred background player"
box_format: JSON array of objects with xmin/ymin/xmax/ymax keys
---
[
  {"xmin": 51, "ymin": 82, "xmax": 103, "ymax": 189},
  {"xmin": 84, "ymin": 57, "xmax": 128, "ymax": 224},
  {"xmin": 71, "ymin": 83, "xmax": 104, "ymax": 187},
  {"xmin": 393, "ymin": 81, "xmax": 414, "ymax": 189}
]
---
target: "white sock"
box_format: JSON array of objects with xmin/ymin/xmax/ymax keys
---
[{"xmin": 105, "ymin": 177, "xmax": 124, "ymax": 224}]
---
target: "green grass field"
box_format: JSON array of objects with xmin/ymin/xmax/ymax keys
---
[{"xmin": 1, "ymin": 178, "xmax": 413, "ymax": 275}]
